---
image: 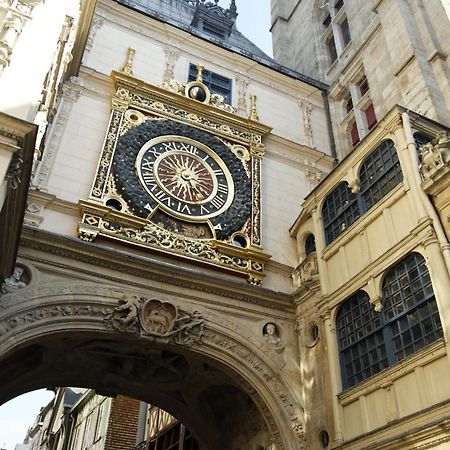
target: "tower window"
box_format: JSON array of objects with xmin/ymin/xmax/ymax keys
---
[
  {"xmin": 365, "ymin": 103, "xmax": 377, "ymax": 130},
  {"xmin": 341, "ymin": 72, "xmax": 377, "ymax": 149},
  {"xmin": 345, "ymin": 96, "xmax": 353, "ymax": 114},
  {"xmin": 327, "ymin": 34, "xmax": 338, "ymax": 64},
  {"xmin": 358, "ymin": 76, "xmax": 369, "ymax": 97},
  {"xmin": 350, "ymin": 121, "xmax": 360, "ymax": 147},
  {"xmin": 188, "ymin": 64, "xmax": 232, "ymax": 104},
  {"xmin": 321, "ymin": 1, "xmax": 351, "ymax": 66},
  {"xmin": 335, "ymin": 0, "xmax": 344, "ymax": 12},
  {"xmin": 340, "ymin": 17, "xmax": 351, "ymax": 48}
]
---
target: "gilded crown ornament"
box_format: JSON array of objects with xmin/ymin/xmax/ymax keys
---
[{"xmin": 120, "ymin": 47, "xmax": 136, "ymax": 76}]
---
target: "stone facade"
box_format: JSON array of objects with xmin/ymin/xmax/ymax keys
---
[
  {"xmin": 271, "ymin": 0, "xmax": 450, "ymax": 159},
  {"xmin": 1, "ymin": 1, "xmax": 450, "ymax": 450}
]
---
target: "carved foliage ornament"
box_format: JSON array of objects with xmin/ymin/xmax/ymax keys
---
[{"xmin": 104, "ymin": 295, "xmax": 204, "ymax": 346}]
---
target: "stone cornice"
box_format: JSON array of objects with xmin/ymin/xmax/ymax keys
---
[
  {"xmin": 19, "ymin": 226, "xmax": 295, "ymax": 316},
  {"xmin": 264, "ymin": 133, "xmax": 334, "ymax": 172}
]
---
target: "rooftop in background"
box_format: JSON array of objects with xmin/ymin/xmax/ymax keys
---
[
  {"xmin": 115, "ymin": 0, "xmax": 328, "ymax": 90},
  {"xmin": 117, "ymin": 0, "xmax": 272, "ymax": 61}
]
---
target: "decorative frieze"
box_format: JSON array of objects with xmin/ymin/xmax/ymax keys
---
[{"xmin": 104, "ymin": 295, "xmax": 204, "ymax": 346}]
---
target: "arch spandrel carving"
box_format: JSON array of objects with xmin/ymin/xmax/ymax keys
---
[{"xmin": 0, "ymin": 280, "xmax": 306, "ymax": 450}]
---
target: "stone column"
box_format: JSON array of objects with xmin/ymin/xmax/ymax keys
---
[
  {"xmin": 422, "ymin": 232, "xmax": 450, "ymax": 346},
  {"xmin": 322, "ymin": 308, "xmax": 344, "ymax": 446}
]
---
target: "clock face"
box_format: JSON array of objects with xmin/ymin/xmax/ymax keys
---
[
  {"xmin": 136, "ymin": 136, "xmax": 234, "ymax": 221},
  {"xmin": 113, "ymin": 119, "xmax": 252, "ymax": 240}
]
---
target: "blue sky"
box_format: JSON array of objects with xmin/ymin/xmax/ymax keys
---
[
  {"xmin": 0, "ymin": 390, "xmax": 55, "ymax": 449},
  {"xmin": 0, "ymin": 2, "xmax": 273, "ymax": 449},
  {"xmin": 220, "ymin": 0, "xmax": 273, "ymax": 56}
]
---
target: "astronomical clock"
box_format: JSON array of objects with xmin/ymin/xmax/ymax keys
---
[{"xmin": 78, "ymin": 63, "xmax": 271, "ymax": 284}]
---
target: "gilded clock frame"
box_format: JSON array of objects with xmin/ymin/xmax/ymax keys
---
[{"xmin": 78, "ymin": 70, "xmax": 271, "ymax": 284}]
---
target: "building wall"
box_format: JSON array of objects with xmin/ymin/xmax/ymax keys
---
[
  {"xmin": 271, "ymin": 0, "xmax": 450, "ymax": 159},
  {"xmin": 70, "ymin": 393, "xmax": 111, "ymax": 450},
  {"xmin": 26, "ymin": 0, "xmax": 335, "ymax": 292},
  {"xmin": 290, "ymin": 108, "xmax": 450, "ymax": 448},
  {"xmin": 104, "ymin": 396, "xmax": 140, "ymax": 450}
]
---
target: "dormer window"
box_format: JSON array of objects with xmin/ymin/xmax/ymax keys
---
[
  {"xmin": 202, "ymin": 21, "xmax": 226, "ymax": 39},
  {"xmin": 190, "ymin": 0, "xmax": 238, "ymax": 41}
]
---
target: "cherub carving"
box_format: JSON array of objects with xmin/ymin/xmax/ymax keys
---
[{"xmin": 114, "ymin": 294, "xmax": 140, "ymax": 326}]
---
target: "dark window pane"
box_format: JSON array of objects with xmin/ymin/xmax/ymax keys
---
[
  {"xmin": 351, "ymin": 121, "xmax": 360, "ymax": 147},
  {"xmin": 360, "ymin": 140, "xmax": 403, "ymax": 211},
  {"xmin": 340, "ymin": 17, "xmax": 351, "ymax": 47},
  {"xmin": 322, "ymin": 182, "xmax": 360, "ymax": 244},
  {"xmin": 382, "ymin": 252, "xmax": 443, "ymax": 365},
  {"xmin": 365, "ymin": 103, "xmax": 377, "ymax": 130},
  {"xmin": 337, "ymin": 291, "xmax": 385, "ymax": 388},
  {"xmin": 188, "ymin": 63, "xmax": 232, "ymax": 104},
  {"xmin": 305, "ymin": 234, "xmax": 316, "ymax": 255},
  {"xmin": 327, "ymin": 34, "xmax": 338, "ymax": 63}
]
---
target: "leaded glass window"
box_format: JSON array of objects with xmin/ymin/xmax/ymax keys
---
[
  {"xmin": 359, "ymin": 140, "xmax": 403, "ymax": 211},
  {"xmin": 337, "ymin": 252, "xmax": 443, "ymax": 390},
  {"xmin": 382, "ymin": 252, "xmax": 442, "ymax": 362},
  {"xmin": 322, "ymin": 182, "xmax": 360, "ymax": 245},
  {"xmin": 337, "ymin": 291, "xmax": 388, "ymax": 389},
  {"xmin": 322, "ymin": 141, "xmax": 403, "ymax": 245}
]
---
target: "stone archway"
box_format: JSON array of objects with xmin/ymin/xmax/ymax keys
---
[{"xmin": 0, "ymin": 279, "xmax": 306, "ymax": 450}]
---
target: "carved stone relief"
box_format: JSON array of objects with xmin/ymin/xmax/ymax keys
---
[
  {"xmin": 1, "ymin": 265, "xmax": 28, "ymax": 294},
  {"xmin": 235, "ymin": 72, "xmax": 249, "ymax": 116},
  {"xmin": 419, "ymin": 131, "xmax": 450, "ymax": 179},
  {"xmin": 84, "ymin": 13, "xmax": 105, "ymax": 58},
  {"xmin": 0, "ymin": 281, "xmax": 304, "ymax": 449},
  {"xmin": 292, "ymin": 253, "xmax": 319, "ymax": 289},
  {"xmin": 160, "ymin": 44, "xmax": 180, "ymax": 89},
  {"xmin": 299, "ymin": 98, "xmax": 315, "ymax": 149},
  {"xmin": 32, "ymin": 81, "xmax": 82, "ymax": 188},
  {"xmin": 104, "ymin": 295, "xmax": 205, "ymax": 346}
]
